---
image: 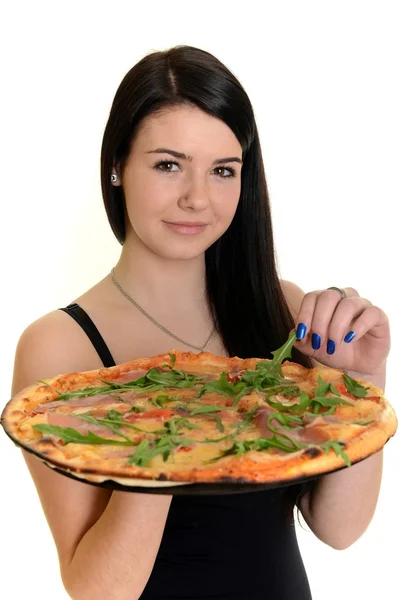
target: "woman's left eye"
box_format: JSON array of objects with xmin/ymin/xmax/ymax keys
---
[{"xmin": 214, "ymin": 166, "xmax": 236, "ymax": 178}]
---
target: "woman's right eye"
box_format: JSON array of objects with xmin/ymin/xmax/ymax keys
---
[{"xmin": 154, "ymin": 160, "xmax": 180, "ymax": 173}]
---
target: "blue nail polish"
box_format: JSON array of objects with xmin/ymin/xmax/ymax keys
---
[
  {"xmin": 312, "ymin": 333, "xmax": 321, "ymax": 350},
  {"xmin": 296, "ymin": 323, "xmax": 307, "ymax": 340},
  {"xmin": 327, "ymin": 339, "xmax": 336, "ymax": 355},
  {"xmin": 344, "ymin": 331, "xmax": 356, "ymax": 343}
]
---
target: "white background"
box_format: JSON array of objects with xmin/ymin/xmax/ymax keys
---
[{"xmin": 1, "ymin": 1, "xmax": 399, "ymax": 598}]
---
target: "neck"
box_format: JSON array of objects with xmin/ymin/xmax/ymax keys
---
[{"xmin": 112, "ymin": 233, "xmax": 208, "ymax": 314}]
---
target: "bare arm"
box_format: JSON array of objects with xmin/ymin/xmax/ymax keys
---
[
  {"xmin": 12, "ymin": 312, "xmax": 172, "ymax": 600},
  {"xmin": 282, "ymin": 281, "xmax": 385, "ymax": 549},
  {"xmin": 65, "ymin": 492, "xmax": 172, "ymax": 600}
]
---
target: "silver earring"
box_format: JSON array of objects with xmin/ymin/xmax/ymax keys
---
[{"xmin": 111, "ymin": 173, "xmax": 118, "ymax": 183}]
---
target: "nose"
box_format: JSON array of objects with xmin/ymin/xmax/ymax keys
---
[{"xmin": 178, "ymin": 173, "xmax": 209, "ymax": 212}]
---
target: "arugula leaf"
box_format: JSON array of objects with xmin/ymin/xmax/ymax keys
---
[
  {"xmin": 269, "ymin": 330, "xmax": 297, "ymax": 375},
  {"xmin": 190, "ymin": 404, "xmax": 224, "ymax": 416},
  {"xmin": 127, "ymin": 435, "xmax": 194, "ymax": 466},
  {"xmin": 162, "ymin": 417, "xmax": 201, "ymax": 435},
  {"xmin": 52, "ymin": 364, "xmax": 204, "ymax": 403},
  {"xmin": 251, "ymin": 433, "xmax": 303, "ymax": 452},
  {"xmin": 267, "ymin": 391, "xmax": 353, "ymax": 414},
  {"xmin": 321, "ymin": 440, "xmax": 351, "ymax": 467},
  {"xmin": 107, "ymin": 410, "xmax": 124, "ymax": 422},
  {"xmin": 74, "ymin": 411, "xmax": 133, "ymax": 442},
  {"xmin": 195, "ymin": 332, "xmax": 301, "ymax": 407},
  {"xmin": 152, "ymin": 394, "xmax": 181, "ymax": 408},
  {"xmin": 145, "ymin": 367, "xmax": 202, "ymax": 388},
  {"xmin": 215, "ymin": 417, "xmax": 225, "ymax": 433},
  {"xmin": 126, "ymin": 439, "xmax": 150, "ymax": 466},
  {"xmin": 267, "ymin": 412, "xmax": 303, "ymax": 432},
  {"xmin": 342, "ymin": 374, "xmax": 368, "ymax": 398},
  {"xmin": 239, "ymin": 368, "xmax": 298, "ymax": 399},
  {"xmin": 241, "ymin": 368, "xmax": 281, "ymax": 391},
  {"xmin": 127, "ymin": 406, "xmax": 145, "ymax": 413},
  {"xmin": 230, "ymin": 406, "xmax": 258, "ymax": 433},
  {"xmin": 198, "ymin": 372, "xmax": 247, "ymax": 399},
  {"xmin": 53, "ymin": 380, "xmax": 164, "ymax": 402},
  {"xmin": 54, "ymin": 384, "xmax": 115, "ymax": 402},
  {"xmin": 208, "ymin": 431, "xmax": 304, "ymax": 462},
  {"xmin": 33, "ymin": 424, "xmax": 136, "ymax": 445},
  {"xmin": 76, "ymin": 412, "xmax": 151, "ymax": 436},
  {"xmin": 315, "ymin": 376, "xmax": 340, "ymax": 398}
]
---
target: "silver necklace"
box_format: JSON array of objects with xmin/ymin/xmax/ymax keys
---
[{"xmin": 110, "ymin": 268, "xmax": 215, "ymax": 352}]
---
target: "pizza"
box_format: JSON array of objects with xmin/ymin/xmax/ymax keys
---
[{"xmin": 1, "ymin": 332, "xmax": 397, "ymax": 489}]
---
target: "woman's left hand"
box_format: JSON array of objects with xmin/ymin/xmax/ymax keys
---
[{"xmin": 294, "ymin": 287, "xmax": 391, "ymax": 376}]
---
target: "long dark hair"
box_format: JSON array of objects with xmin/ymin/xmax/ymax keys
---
[{"xmin": 100, "ymin": 45, "xmax": 311, "ymax": 369}]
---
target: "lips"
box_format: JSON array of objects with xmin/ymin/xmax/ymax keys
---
[
  {"xmin": 165, "ymin": 221, "xmax": 207, "ymax": 226},
  {"xmin": 163, "ymin": 221, "xmax": 207, "ymax": 235}
]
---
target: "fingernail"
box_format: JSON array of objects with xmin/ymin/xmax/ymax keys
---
[
  {"xmin": 296, "ymin": 323, "xmax": 307, "ymax": 340},
  {"xmin": 344, "ymin": 331, "xmax": 356, "ymax": 343},
  {"xmin": 327, "ymin": 339, "xmax": 336, "ymax": 355},
  {"xmin": 312, "ymin": 333, "xmax": 321, "ymax": 350}
]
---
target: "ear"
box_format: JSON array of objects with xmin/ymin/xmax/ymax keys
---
[{"xmin": 111, "ymin": 164, "xmax": 121, "ymax": 186}]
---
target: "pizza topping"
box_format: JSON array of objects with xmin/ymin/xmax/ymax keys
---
[
  {"xmin": 113, "ymin": 369, "xmax": 149, "ymax": 384},
  {"xmin": 320, "ymin": 440, "xmax": 351, "ymax": 466},
  {"xmin": 46, "ymin": 412, "xmax": 112, "ymax": 438},
  {"xmin": 124, "ymin": 409, "xmax": 175, "ymax": 421},
  {"xmin": 69, "ymin": 410, "xmax": 153, "ymax": 438},
  {"xmin": 150, "ymin": 394, "xmax": 182, "ymax": 408},
  {"xmin": 226, "ymin": 370, "xmax": 246, "ymax": 382},
  {"xmin": 33, "ymin": 393, "xmax": 125, "ymax": 413},
  {"xmin": 209, "ymin": 432, "xmax": 304, "ymax": 463},
  {"xmin": 267, "ymin": 381, "xmax": 354, "ymax": 415},
  {"xmin": 127, "ymin": 434, "xmax": 200, "ymax": 466},
  {"xmin": 33, "ymin": 424, "xmax": 138, "ymax": 446},
  {"xmin": 254, "ymin": 406, "xmax": 275, "ymax": 437},
  {"xmin": 296, "ymin": 425, "xmax": 332, "ymax": 444},
  {"xmin": 342, "ymin": 374, "xmax": 368, "ymax": 398},
  {"xmin": 301, "ymin": 413, "xmax": 339, "ymax": 426},
  {"xmin": 87, "ymin": 404, "xmax": 132, "ymax": 417},
  {"xmin": 48, "ymin": 367, "xmax": 205, "ymax": 404},
  {"xmin": 189, "ymin": 404, "xmax": 224, "ymax": 416}
]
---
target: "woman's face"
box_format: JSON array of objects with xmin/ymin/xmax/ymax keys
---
[{"xmin": 113, "ymin": 105, "xmax": 242, "ymax": 260}]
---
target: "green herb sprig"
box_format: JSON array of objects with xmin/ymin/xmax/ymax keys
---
[
  {"xmin": 33, "ymin": 424, "xmax": 137, "ymax": 446},
  {"xmin": 342, "ymin": 374, "xmax": 368, "ymax": 398}
]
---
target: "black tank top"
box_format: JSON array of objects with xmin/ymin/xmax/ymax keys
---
[{"xmin": 59, "ymin": 303, "xmax": 313, "ymax": 600}]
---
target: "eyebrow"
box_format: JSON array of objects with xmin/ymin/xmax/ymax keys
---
[{"xmin": 145, "ymin": 148, "xmax": 243, "ymax": 165}]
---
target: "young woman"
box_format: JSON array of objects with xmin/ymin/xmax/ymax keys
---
[{"xmin": 11, "ymin": 45, "xmax": 390, "ymax": 600}]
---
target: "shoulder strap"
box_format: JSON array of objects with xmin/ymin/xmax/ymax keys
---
[{"xmin": 59, "ymin": 303, "xmax": 116, "ymax": 368}]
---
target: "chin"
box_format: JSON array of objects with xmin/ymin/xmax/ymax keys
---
[
  {"xmin": 155, "ymin": 245, "xmax": 208, "ymax": 261},
  {"xmin": 151, "ymin": 236, "xmax": 218, "ymax": 261}
]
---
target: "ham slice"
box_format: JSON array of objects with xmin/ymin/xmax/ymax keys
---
[
  {"xmin": 33, "ymin": 390, "xmax": 139, "ymax": 414},
  {"xmin": 113, "ymin": 369, "xmax": 148, "ymax": 384},
  {"xmin": 33, "ymin": 394, "xmax": 118, "ymax": 413},
  {"xmin": 46, "ymin": 412, "xmax": 113, "ymax": 438},
  {"xmin": 255, "ymin": 406, "xmax": 276, "ymax": 438},
  {"xmin": 295, "ymin": 425, "xmax": 332, "ymax": 444}
]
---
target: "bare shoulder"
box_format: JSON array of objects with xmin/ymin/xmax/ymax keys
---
[
  {"xmin": 280, "ymin": 280, "xmax": 305, "ymax": 319},
  {"xmin": 12, "ymin": 309, "xmax": 106, "ymax": 398}
]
